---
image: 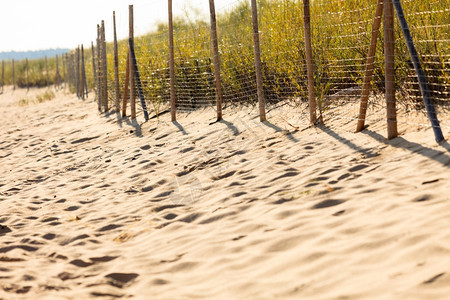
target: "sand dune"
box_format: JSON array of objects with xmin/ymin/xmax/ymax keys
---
[{"xmin": 1, "ymin": 86, "xmax": 450, "ymax": 299}]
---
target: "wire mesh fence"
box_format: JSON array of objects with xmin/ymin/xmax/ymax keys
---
[{"xmin": 4, "ymin": 0, "xmax": 448, "ymax": 141}]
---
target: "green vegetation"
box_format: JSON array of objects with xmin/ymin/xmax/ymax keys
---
[
  {"xmin": 1, "ymin": 56, "xmax": 63, "ymax": 88},
  {"xmin": 36, "ymin": 89, "xmax": 56, "ymax": 102},
  {"xmin": 17, "ymin": 89, "xmax": 56, "ymax": 106},
  {"xmin": 2, "ymin": 0, "xmax": 448, "ymax": 110},
  {"xmin": 111, "ymin": 0, "xmax": 448, "ymax": 109}
]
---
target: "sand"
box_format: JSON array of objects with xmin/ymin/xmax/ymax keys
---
[{"xmin": 1, "ymin": 85, "xmax": 449, "ymax": 299}]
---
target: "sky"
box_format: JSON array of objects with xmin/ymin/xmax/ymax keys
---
[{"xmin": 0, "ymin": 0, "xmax": 237, "ymax": 52}]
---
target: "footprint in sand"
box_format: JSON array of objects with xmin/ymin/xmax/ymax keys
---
[
  {"xmin": 105, "ymin": 272, "xmax": 139, "ymax": 288},
  {"xmin": 0, "ymin": 224, "xmax": 12, "ymax": 235},
  {"xmin": 2, "ymin": 284, "xmax": 31, "ymax": 294},
  {"xmin": 153, "ymin": 204, "xmax": 184, "ymax": 213},
  {"xmin": 311, "ymin": 199, "xmax": 345, "ymax": 209},
  {"xmin": 422, "ymin": 272, "xmax": 446, "ymax": 285}
]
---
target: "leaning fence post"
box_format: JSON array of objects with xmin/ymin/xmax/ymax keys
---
[
  {"xmin": 392, "ymin": 0, "xmax": 444, "ymax": 143},
  {"xmin": 168, "ymin": 0, "xmax": 177, "ymax": 121},
  {"xmin": 129, "ymin": 5, "xmax": 136, "ymax": 119},
  {"xmin": 384, "ymin": 0, "xmax": 398, "ymax": 139},
  {"xmin": 303, "ymin": 0, "xmax": 318, "ymax": 125},
  {"xmin": 129, "ymin": 38, "xmax": 149, "ymax": 121},
  {"xmin": 209, "ymin": 0, "xmax": 223, "ymax": 121},
  {"xmin": 251, "ymin": 0, "xmax": 267, "ymax": 122},
  {"xmin": 356, "ymin": 0, "xmax": 383, "ymax": 132},
  {"xmin": 113, "ymin": 11, "xmax": 120, "ymax": 113}
]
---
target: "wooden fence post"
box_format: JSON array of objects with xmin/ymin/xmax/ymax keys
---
[
  {"xmin": 96, "ymin": 25, "xmax": 103, "ymax": 111},
  {"xmin": 72, "ymin": 53, "xmax": 77, "ymax": 89},
  {"xmin": 122, "ymin": 52, "xmax": 130, "ymax": 118},
  {"xmin": 384, "ymin": 0, "xmax": 398, "ymax": 139},
  {"xmin": 91, "ymin": 42, "xmax": 98, "ymax": 101},
  {"xmin": 55, "ymin": 55, "xmax": 61, "ymax": 89},
  {"xmin": 101, "ymin": 21, "xmax": 108, "ymax": 111},
  {"xmin": 129, "ymin": 5, "xmax": 136, "ymax": 119},
  {"xmin": 69, "ymin": 55, "xmax": 73, "ymax": 88},
  {"xmin": 209, "ymin": 0, "xmax": 223, "ymax": 121},
  {"xmin": 168, "ymin": 0, "xmax": 176, "ymax": 121},
  {"xmin": 356, "ymin": 0, "xmax": 383, "ymax": 132},
  {"xmin": 78, "ymin": 47, "xmax": 84, "ymax": 99},
  {"xmin": 251, "ymin": 0, "xmax": 267, "ymax": 122},
  {"xmin": 76, "ymin": 47, "xmax": 81, "ymax": 97},
  {"xmin": 81, "ymin": 44, "xmax": 88, "ymax": 99},
  {"xmin": 303, "ymin": 0, "xmax": 318, "ymax": 125},
  {"xmin": 113, "ymin": 11, "xmax": 120, "ymax": 113},
  {"xmin": 392, "ymin": 0, "xmax": 444, "ymax": 143}
]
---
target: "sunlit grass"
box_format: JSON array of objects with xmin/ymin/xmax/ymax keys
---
[
  {"xmin": 17, "ymin": 90, "xmax": 56, "ymax": 106},
  {"xmin": 3, "ymin": 0, "xmax": 448, "ymax": 110}
]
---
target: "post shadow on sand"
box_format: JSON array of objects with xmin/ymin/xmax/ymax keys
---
[
  {"xmin": 318, "ymin": 125, "xmax": 449, "ymax": 168},
  {"xmin": 362, "ymin": 129, "xmax": 450, "ymax": 168},
  {"xmin": 104, "ymin": 110, "xmax": 116, "ymax": 118},
  {"xmin": 262, "ymin": 121, "xmax": 299, "ymax": 143},
  {"xmin": 102, "ymin": 109, "xmax": 143, "ymax": 137},
  {"xmin": 100, "ymin": 109, "xmax": 124, "ymax": 128},
  {"xmin": 209, "ymin": 117, "xmax": 299, "ymax": 143},
  {"xmin": 217, "ymin": 119, "xmax": 240, "ymax": 136},
  {"xmin": 317, "ymin": 125, "xmax": 379, "ymax": 157},
  {"xmin": 130, "ymin": 118, "xmax": 143, "ymax": 137},
  {"xmin": 119, "ymin": 115, "xmax": 143, "ymax": 137},
  {"xmin": 114, "ymin": 111, "xmax": 123, "ymax": 128},
  {"xmin": 172, "ymin": 121, "xmax": 187, "ymax": 135}
]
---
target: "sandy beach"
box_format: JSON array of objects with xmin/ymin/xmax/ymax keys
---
[{"xmin": 1, "ymin": 86, "xmax": 450, "ymax": 299}]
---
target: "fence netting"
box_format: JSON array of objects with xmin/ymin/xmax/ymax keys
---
[
  {"xmin": 396, "ymin": 0, "xmax": 449, "ymax": 129},
  {"xmin": 84, "ymin": 0, "xmax": 449, "ymax": 134}
]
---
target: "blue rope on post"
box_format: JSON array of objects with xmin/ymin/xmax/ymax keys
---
[
  {"xmin": 128, "ymin": 38, "xmax": 149, "ymax": 122},
  {"xmin": 392, "ymin": 0, "xmax": 445, "ymax": 143}
]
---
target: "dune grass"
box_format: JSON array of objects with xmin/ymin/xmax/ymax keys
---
[
  {"xmin": 3, "ymin": 0, "xmax": 448, "ymax": 111},
  {"xmin": 17, "ymin": 90, "xmax": 56, "ymax": 106}
]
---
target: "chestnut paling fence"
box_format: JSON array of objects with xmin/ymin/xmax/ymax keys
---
[{"xmin": 2, "ymin": 0, "xmax": 449, "ymax": 142}]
